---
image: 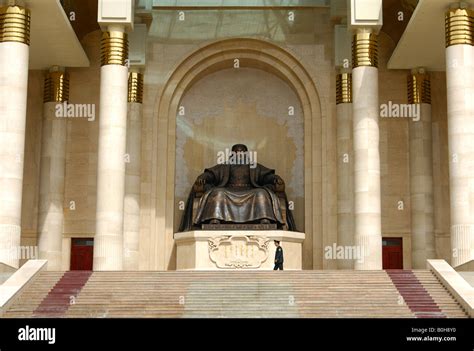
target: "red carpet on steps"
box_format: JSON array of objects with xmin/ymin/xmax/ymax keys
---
[
  {"xmin": 33, "ymin": 271, "xmax": 92, "ymax": 317},
  {"xmin": 387, "ymin": 270, "xmax": 446, "ymax": 318}
]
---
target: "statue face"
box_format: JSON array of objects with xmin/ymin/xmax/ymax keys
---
[{"xmin": 231, "ymin": 144, "xmax": 248, "ymax": 153}]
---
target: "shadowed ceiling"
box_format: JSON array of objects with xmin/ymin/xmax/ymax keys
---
[
  {"xmin": 60, "ymin": 0, "xmax": 99, "ymax": 41},
  {"xmin": 382, "ymin": 0, "xmax": 418, "ymax": 44},
  {"xmin": 62, "ymin": 0, "xmax": 417, "ymax": 50}
]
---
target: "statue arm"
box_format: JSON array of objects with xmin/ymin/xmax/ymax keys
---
[
  {"xmin": 272, "ymin": 174, "xmax": 285, "ymax": 192},
  {"xmin": 193, "ymin": 170, "xmax": 216, "ymax": 192},
  {"xmin": 262, "ymin": 172, "xmax": 285, "ymax": 192}
]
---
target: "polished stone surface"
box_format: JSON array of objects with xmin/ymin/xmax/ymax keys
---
[{"xmin": 175, "ymin": 230, "xmax": 305, "ymax": 270}]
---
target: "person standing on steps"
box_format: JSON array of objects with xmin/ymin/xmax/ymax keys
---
[{"xmin": 274, "ymin": 240, "xmax": 284, "ymax": 270}]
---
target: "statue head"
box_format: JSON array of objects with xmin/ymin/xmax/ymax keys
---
[{"xmin": 231, "ymin": 144, "xmax": 248, "ymax": 153}]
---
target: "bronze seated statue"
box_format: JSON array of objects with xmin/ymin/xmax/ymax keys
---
[{"xmin": 179, "ymin": 144, "xmax": 296, "ymax": 231}]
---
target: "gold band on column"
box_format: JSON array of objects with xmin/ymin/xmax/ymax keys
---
[
  {"xmin": 407, "ymin": 72, "xmax": 431, "ymax": 105},
  {"xmin": 44, "ymin": 71, "xmax": 70, "ymax": 103},
  {"xmin": 128, "ymin": 72, "xmax": 143, "ymax": 103},
  {"xmin": 352, "ymin": 33, "xmax": 378, "ymax": 68},
  {"xmin": 445, "ymin": 7, "xmax": 473, "ymax": 47},
  {"xmin": 336, "ymin": 73, "xmax": 352, "ymax": 104},
  {"xmin": 0, "ymin": 5, "xmax": 31, "ymax": 45},
  {"xmin": 101, "ymin": 31, "xmax": 129, "ymax": 66}
]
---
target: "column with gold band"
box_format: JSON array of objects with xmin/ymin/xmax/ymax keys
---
[
  {"xmin": 408, "ymin": 69, "xmax": 436, "ymax": 268},
  {"xmin": 94, "ymin": 27, "xmax": 129, "ymax": 271},
  {"xmin": 445, "ymin": 4, "xmax": 474, "ymax": 267},
  {"xmin": 336, "ymin": 72, "xmax": 354, "ymax": 269},
  {"xmin": 351, "ymin": 30, "xmax": 382, "ymax": 270},
  {"xmin": 123, "ymin": 70, "xmax": 143, "ymax": 270},
  {"xmin": 0, "ymin": 4, "xmax": 31, "ymax": 268},
  {"xmin": 38, "ymin": 67, "xmax": 69, "ymax": 270}
]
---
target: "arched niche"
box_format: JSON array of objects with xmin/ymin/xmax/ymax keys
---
[{"xmin": 150, "ymin": 38, "xmax": 323, "ymax": 270}]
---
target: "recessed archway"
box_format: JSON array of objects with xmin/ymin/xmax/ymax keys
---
[{"xmin": 149, "ymin": 38, "xmax": 323, "ymax": 270}]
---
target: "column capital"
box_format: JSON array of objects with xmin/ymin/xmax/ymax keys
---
[
  {"xmin": 43, "ymin": 68, "xmax": 69, "ymax": 103},
  {"xmin": 445, "ymin": 6, "xmax": 473, "ymax": 47},
  {"xmin": 336, "ymin": 72, "xmax": 352, "ymax": 104},
  {"xmin": 407, "ymin": 69, "xmax": 431, "ymax": 105},
  {"xmin": 352, "ymin": 32, "xmax": 378, "ymax": 68},
  {"xmin": 128, "ymin": 71, "xmax": 143, "ymax": 104},
  {"xmin": 0, "ymin": 4, "xmax": 30, "ymax": 45},
  {"xmin": 101, "ymin": 30, "xmax": 129, "ymax": 66}
]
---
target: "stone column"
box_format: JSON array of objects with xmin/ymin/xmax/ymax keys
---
[
  {"xmin": 0, "ymin": 4, "xmax": 30, "ymax": 268},
  {"xmin": 123, "ymin": 70, "xmax": 143, "ymax": 270},
  {"xmin": 336, "ymin": 72, "xmax": 354, "ymax": 269},
  {"xmin": 445, "ymin": 4, "xmax": 474, "ymax": 267},
  {"xmin": 37, "ymin": 67, "xmax": 69, "ymax": 270},
  {"xmin": 408, "ymin": 69, "xmax": 436, "ymax": 268},
  {"xmin": 352, "ymin": 30, "xmax": 382, "ymax": 270},
  {"xmin": 93, "ymin": 28, "xmax": 129, "ymax": 271}
]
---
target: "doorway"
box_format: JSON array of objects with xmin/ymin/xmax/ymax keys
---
[
  {"xmin": 70, "ymin": 238, "xmax": 94, "ymax": 270},
  {"xmin": 382, "ymin": 237, "xmax": 403, "ymax": 269}
]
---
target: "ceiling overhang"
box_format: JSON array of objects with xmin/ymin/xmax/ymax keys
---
[
  {"xmin": 26, "ymin": 0, "xmax": 89, "ymax": 69},
  {"xmin": 388, "ymin": 0, "xmax": 474, "ymax": 71}
]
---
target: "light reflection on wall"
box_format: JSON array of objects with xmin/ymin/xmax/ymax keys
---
[{"xmin": 144, "ymin": 8, "xmax": 328, "ymax": 44}]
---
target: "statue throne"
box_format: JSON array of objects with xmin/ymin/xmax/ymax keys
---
[
  {"xmin": 178, "ymin": 144, "xmax": 296, "ymax": 232},
  {"xmin": 191, "ymin": 174, "xmax": 289, "ymax": 230}
]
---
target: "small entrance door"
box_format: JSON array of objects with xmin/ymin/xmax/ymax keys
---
[
  {"xmin": 382, "ymin": 237, "xmax": 403, "ymax": 269},
  {"xmin": 70, "ymin": 238, "xmax": 94, "ymax": 270}
]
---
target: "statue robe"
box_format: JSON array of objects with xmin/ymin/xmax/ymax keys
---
[{"xmin": 178, "ymin": 163, "xmax": 297, "ymax": 232}]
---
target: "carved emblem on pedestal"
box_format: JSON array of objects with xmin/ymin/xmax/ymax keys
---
[{"xmin": 208, "ymin": 235, "xmax": 270, "ymax": 269}]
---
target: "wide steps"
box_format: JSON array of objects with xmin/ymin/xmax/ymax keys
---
[{"xmin": 2, "ymin": 270, "xmax": 468, "ymax": 318}]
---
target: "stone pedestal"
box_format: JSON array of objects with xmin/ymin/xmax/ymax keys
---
[{"xmin": 174, "ymin": 231, "xmax": 305, "ymax": 270}]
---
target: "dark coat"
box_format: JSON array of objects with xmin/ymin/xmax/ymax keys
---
[{"xmin": 275, "ymin": 246, "xmax": 284, "ymax": 264}]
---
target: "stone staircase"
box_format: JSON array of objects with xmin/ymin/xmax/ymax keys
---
[{"xmin": 2, "ymin": 270, "xmax": 468, "ymax": 318}]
